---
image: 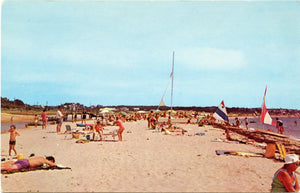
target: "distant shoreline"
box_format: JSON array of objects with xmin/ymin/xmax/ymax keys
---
[{"xmin": 1, "ymin": 112, "xmax": 298, "ymax": 124}]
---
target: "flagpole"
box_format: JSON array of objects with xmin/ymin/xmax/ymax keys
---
[{"xmin": 171, "ymin": 51, "xmax": 174, "ymax": 111}]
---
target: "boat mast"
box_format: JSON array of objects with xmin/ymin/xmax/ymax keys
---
[{"xmin": 171, "ymin": 51, "xmax": 175, "ymax": 111}]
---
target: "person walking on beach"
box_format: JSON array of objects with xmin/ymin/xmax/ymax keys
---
[
  {"xmin": 114, "ymin": 116, "xmax": 125, "ymax": 142},
  {"xmin": 56, "ymin": 107, "xmax": 64, "ymax": 133},
  {"xmin": 271, "ymin": 154, "xmax": 299, "ymax": 192},
  {"xmin": 41, "ymin": 109, "xmax": 48, "ymax": 129},
  {"xmin": 8, "ymin": 125, "xmax": 20, "ymax": 156}
]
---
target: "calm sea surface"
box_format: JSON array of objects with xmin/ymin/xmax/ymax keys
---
[{"xmin": 230, "ymin": 117, "xmax": 300, "ymax": 139}]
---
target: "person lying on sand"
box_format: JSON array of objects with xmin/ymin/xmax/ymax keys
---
[
  {"xmin": 1, "ymin": 156, "xmax": 56, "ymax": 173},
  {"xmin": 225, "ymin": 129, "xmax": 234, "ymax": 141}
]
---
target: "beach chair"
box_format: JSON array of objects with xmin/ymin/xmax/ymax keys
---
[
  {"xmin": 65, "ymin": 125, "xmax": 72, "ymax": 133},
  {"xmin": 276, "ymin": 142, "xmax": 287, "ymax": 159},
  {"xmin": 64, "ymin": 125, "xmax": 74, "ymax": 139}
]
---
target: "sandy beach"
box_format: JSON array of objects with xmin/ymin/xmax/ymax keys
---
[{"xmin": 1, "ymin": 117, "xmax": 292, "ymax": 192}]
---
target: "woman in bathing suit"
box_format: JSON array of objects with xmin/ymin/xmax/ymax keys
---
[{"xmin": 114, "ymin": 116, "xmax": 125, "ymax": 142}]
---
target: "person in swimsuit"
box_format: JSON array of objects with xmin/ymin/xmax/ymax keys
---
[
  {"xmin": 1, "ymin": 156, "xmax": 56, "ymax": 173},
  {"xmin": 244, "ymin": 117, "xmax": 249, "ymax": 130},
  {"xmin": 114, "ymin": 116, "xmax": 125, "ymax": 142},
  {"xmin": 271, "ymin": 154, "xmax": 299, "ymax": 192},
  {"xmin": 41, "ymin": 109, "xmax": 48, "ymax": 129},
  {"xmin": 8, "ymin": 125, "xmax": 20, "ymax": 156},
  {"xmin": 93, "ymin": 120, "xmax": 104, "ymax": 141},
  {"xmin": 276, "ymin": 118, "xmax": 284, "ymax": 134},
  {"xmin": 34, "ymin": 114, "xmax": 39, "ymax": 128},
  {"xmin": 82, "ymin": 108, "xmax": 87, "ymax": 124}
]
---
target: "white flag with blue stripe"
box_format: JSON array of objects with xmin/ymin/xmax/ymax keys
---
[{"xmin": 213, "ymin": 100, "xmax": 229, "ymax": 122}]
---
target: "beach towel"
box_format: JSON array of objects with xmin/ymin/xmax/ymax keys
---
[
  {"xmin": 195, "ymin": 132, "xmax": 205, "ymax": 136},
  {"xmin": 1, "ymin": 164, "xmax": 71, "ymax": 174},
  {"xmin": 215, "ymin": 150, "xmax": 263, "ymax": 157}
]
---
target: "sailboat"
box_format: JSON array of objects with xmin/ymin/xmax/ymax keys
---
[
  {"xmin": 213, "ymin": 100, "xmax": 229, "ymax": 122},
  {"xmin": 260, "ymin": 85, "xmax": 276, "ymax": 126},
  {"xmin": 157, "ymin": 51, "xmax": 175, "ymax": 114}
]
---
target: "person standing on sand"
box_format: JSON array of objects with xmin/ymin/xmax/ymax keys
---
[
  {"xmin": 56, "ymin": 107, "xmax": 64, "ymax": 133},
  {"xmin": 34, "ymin": 114, "xmax": 38, "ymax": 127},
  {"xmin": 235, "ymin": 117, "xmax": 241, "ymax": 128},
  {"xmin": 114, "ymin": 116, "xmax": 125, "ymax": 142},
  {"xmin": 82, "ymin": 108, "xmax": 87, "ymax": 124},
  {"xmin": 8, "ymin": 125, "xmax": 20, "ymax": 156},
  {"xmin": 244, "ymin": 117, "xmax": 249, "ymax": 130},
  {"xmin": 93, "ymin": 120, "xmax": 104, "ymax": 141},
  {"xmin": 41, "ymin": 109, "xmax": 48, "ymax": 129},
  {"xmin": 271, "ymin": 154, "xmax": 299, "ymax": 192}
]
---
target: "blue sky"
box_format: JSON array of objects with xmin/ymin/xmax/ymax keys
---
[{"xmin": 1, "ymin": 0, "xmax": 300, "ymax": 109}]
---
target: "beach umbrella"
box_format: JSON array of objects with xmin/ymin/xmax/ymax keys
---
[
  {"xmin": 99, "ymin": 109, "xmax": 114, "ymax": 114},
  {"xmin": 120, "ymin": 111, "xmax": 127, "ymax": 116}
]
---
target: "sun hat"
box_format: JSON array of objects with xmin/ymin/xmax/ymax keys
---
[{"xmin": 285, "ymin": 154, "xmax": 299, "ymax": 164}]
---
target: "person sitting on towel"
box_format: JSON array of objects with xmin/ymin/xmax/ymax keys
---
[
  {"xmin": 271, "ymin": 154, "xmax": 299, "ymax": 192},
  {"xmin": 1, "ymin": 156, "xmax": 56, "ymax": 173},
  {"xmin": 225, "ymin": 129, "xmax": 234, "ymax": 141}
]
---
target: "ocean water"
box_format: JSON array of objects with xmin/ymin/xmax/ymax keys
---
[
  {"xmin": 1, "ymin": 114, "xmax": 88, "ymax": 133},
  {"xmin": 231, "ymin": 117, "xmax": 300, "ymax": 139},
  {"xmin": 1, "ymin": 122, "xmax": 29, "ymax": 133}
]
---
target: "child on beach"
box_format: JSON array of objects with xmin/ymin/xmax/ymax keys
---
[
  {"xmin": 93, "ymin": 120, "xmax": 104, "ymax": 141},
  {"xmin": 8, "ymin": 125, "xmax": 20, "ymax": 156},
  {"xmin": 114, "ymin": 116, "xmax": 125, "ymax": 142}
]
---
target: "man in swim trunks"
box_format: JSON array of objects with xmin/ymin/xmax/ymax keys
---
[{"xmin": 1, "ymin": 156, "xmax": 57, "ymax": 173}]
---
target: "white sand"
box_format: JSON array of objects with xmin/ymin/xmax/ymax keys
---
[{"xmin": 1, "ymin": 119, "xmax": 287, "ymax": 192}]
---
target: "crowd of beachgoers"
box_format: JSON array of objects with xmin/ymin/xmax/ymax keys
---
[{"xmin": 1, "ymin": 108, "xmax": 300, "ymax": 192}]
